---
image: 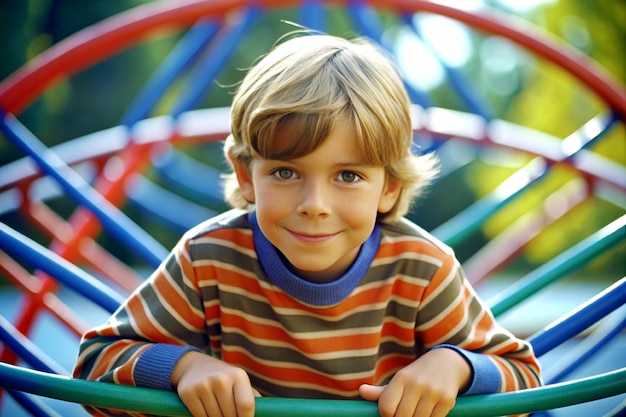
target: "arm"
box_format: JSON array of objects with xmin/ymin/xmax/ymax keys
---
[
  {"xmin": 73, "ymin": 239, "xmax": 209, "ymax": 389},
  {"xmin": 415, "ymin": 258, "xmax": 542, "ymax": 393},
  {"xmin": 360, "ymin": 257, "xmax": 541, "ymax": 417},
  {"xmin": 73, "ymin": 234, "xmax": 258, "ymax": 417}
]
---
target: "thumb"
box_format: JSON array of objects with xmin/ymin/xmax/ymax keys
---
[{"xmin": 359, "ymin": 384, "xmax": 386, "ymax": 401}]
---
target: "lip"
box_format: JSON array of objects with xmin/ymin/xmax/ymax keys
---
[{"xmin": 287, "ymin": 229, "xmax": 339, "ymax": 243}]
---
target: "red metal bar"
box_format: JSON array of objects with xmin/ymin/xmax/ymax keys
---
[{"xmin": 0, "ymin": 0, "xmax": 624, "ymax": 118}]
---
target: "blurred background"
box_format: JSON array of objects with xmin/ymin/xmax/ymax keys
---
[
  {"xmin": 0, "ymin": 0, "xmax": 625, "ymax": 415},
  {"xmin": 0, "ymin": 0, "xmax": 624, "ymax": 273}
]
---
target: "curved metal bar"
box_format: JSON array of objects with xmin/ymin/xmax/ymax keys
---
[
  {"xmin": 0, "ymin": 315, "xmax": 67, "ymax": 375},
  {"xmin": 1, "ymin": 106, "xmax": 622, "ymax": 195},
  {"xmin": 405, "ymin": 13, "xmax": 494, "ymax": 120},
  {"xmin": 1, "ymin": 362, "xmax": 625, "ymax": 417},
  {"xmin": 432, "ymin": 157, "xmax": 549, "ymax": 246},
  {"xmin": 0, "ymin": 223, "xmax": 124, "ymax": 314},
  {"xmin": 120, "ymin": 19, "xmax": 220, "ymax": 126},
  {"xmin": 0, "ymin": 111, "xmax": 168, "ymax": 267},
  {"xmin": 347, "ymin": 2, "xmax": 433, "ymax": 108},
  {"xmin": 152, "ymin": 149, "xmax": 226, "ymax": 207},
  {"xmin": 546, "ymin": 309, "xmax": 626, "ymax": 384},
  {"xmin": 489, "ymin": 215, "xmax": 626, "ymax": 317},
  {"xmin": 126, "ymin": 175, "xmax": 218, "ymax": 232},
  {"xmin": 2, "ymin": 0, "xmax": 623, "ymax": 119},
  {"xmin": 528, "ymin": 278, "xmax": 626, "ymax": 357},
  {"xmin": 171, "ymin": 7, "xmax": 260, "ymax": 117},
  {"xmin": 6, "ymin": 388, "xmax": 62, "ymax": 417},
  {"xmin": 561, "ymin": 111, "xmax": 619, "ymax": 160}
]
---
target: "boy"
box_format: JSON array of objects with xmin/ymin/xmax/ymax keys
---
[{"xmin": 74, "ymin": 34, "xmax": 542, "ymax": 417}]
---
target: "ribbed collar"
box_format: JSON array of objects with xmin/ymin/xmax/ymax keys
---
[{"xmin": 249, "ymin": 211, "xmax": 380, "ymax": 307}]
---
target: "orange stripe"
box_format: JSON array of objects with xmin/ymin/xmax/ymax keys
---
[
  {"xmin": 374, "ymin": 354, "xmax": 414, "ymax": 383},
  {"xmin": 224, "ymin": 350, "xmax": 368, "ymax": 393},
  {"xmin": 420, "ymin": 294, "xmax": 467, "ymax": 345},
  {"xmin": 153, "ymin": 273, "xmax": 204, "ymax": 329},
  {"xmin": 88, "ymin": 341, "xmax": 138, "ymax": 382},
  {"xmin": 222, "ymin": 312, "xmax": 378, "ymax": 353},
  {"xmin": 125, "ymin": 295, "xmax": 178, "ymax": 344},
  {"xmin": 206, "ymin": 228, "xmax": 256, "ymax": 251}
]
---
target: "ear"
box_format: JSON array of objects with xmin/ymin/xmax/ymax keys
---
[
  {"xmin": 377, "ymin": 176, "xmax": 402, "ymax": 214},
  {"xmin": 232, "ymin": 160, "xmax": 256, "ymax": 203}
]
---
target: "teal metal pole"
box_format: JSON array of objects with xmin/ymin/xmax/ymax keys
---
[
  {"xmin": 1, "ymin": 362, "xmax": 625, "ymax": 417},
  {"xmin": 489, "ymin": 214, "xmax": 626, "ymax": 317}
]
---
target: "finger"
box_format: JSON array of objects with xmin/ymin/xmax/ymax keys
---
[
  {"xmin": 201, "ymin": 392, "xmax": 224, "ymax": 417},
  {"xmin": 359, "ymin": 384, "xmax": 386, "ymax": 401},
  {"xmin": 424, "ymin": 397, "xmax": 456, "ymax": 417},
  {"xmin": 376, "ymin": 385, "xmax": 404, "ymax": 417},
  {"xmin": 181, "ymin": 395, "xmax": 210, "ymax": 417},
  {"xmin": 391, "ymin": 391, "xmax": 423, "ymax": 417},
  {"xmin": 412, "ymin": 396, "xmax": 437, "ymax": 417},
  {"xmin": 214, "ymin": 388, "xmax": 239, "ymax": 417},
  {"xmin": 233, "ymin": 382, "xmax": 256, "ymax": 417}
]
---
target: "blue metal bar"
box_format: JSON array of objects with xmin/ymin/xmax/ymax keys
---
[
  {"xmin": 346, "ymin": 1, "xmax": 433, "ymax": 108},
  {"xmin": 7, "ymin": 389, "xmax": 62, "ymax": 417},
  {"xmin": 120, "ymin": 19, "xmax": 220, "ymax": 126},
  {"xmin": 488, "ymin": 215, "xmax": 626, "ymax": 317},
  {"xmin": 152, "ymin": 149, "xmax": 226, "ymax": 207},
  {"xmin": 126, "ymin": 175, "xmax": 217, "ymax": 232},
  {"xmin": 300, "ymin": 0, "xmax": 326, "ymax": 32},
  {"xmin": 171, "ymin": 8, "xmax": 260, "ymax": 117},
  {"xmin": 406, "ymin": 13, "xmax": 494, "ymax": 120},
  {"xmin": 0, "ymin": 111, "xmax": 168, "ymax": 267},
  {"xmin": 0, "ymin": 223, "xmax": 124, "ymax": 314},
  {"xmin": 528, "ymin": 278, "xmax": 626, "ymax": 357},
  {"xmin": 0, "ymin": 315, "xmax": 67, "ymax": 375},
  {"xmin": 546, "ymin": 310, "xmax": 626, "ymax": 384}
]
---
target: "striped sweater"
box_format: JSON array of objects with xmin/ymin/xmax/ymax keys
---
[{"xmin": 74, "ymin": 209, "xmax": 541, "ymax": 413}]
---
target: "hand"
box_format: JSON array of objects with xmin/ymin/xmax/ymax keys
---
[
  {"xmin": 171, "ymin": 351, "xmax": 261, "ymax": 417},
  {"xmin": 359, "ymin": 348, "xmax": 471, "ymax": 417}
]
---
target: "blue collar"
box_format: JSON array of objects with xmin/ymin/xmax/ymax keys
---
[{"xmin": 249, "ymin": 211, "xmax": 381, "ymax": 306}]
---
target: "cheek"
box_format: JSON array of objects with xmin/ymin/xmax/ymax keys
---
[
  {"xmin": 254, "ymin": 187, "xmax": 290, "ymax": 218},
  {"xmin": 336, "ymin": 194, "xmax": 381, "ymax": 225}
]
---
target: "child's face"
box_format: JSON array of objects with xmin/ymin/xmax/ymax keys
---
[{"xmin": 234, "ymin": 119, "xmax": 401, "ymax": 283}]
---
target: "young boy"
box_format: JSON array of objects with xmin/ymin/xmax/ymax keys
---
[{"xmin": 74, "ymin": 34, "xmax": 542, "ymax": 417}]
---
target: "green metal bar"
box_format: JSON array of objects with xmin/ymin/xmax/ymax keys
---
[
  {"xmin": 488, "ymin": 214, "xmax": 626, "ymax": 317},
  {"xmin": 433, "ymin": 157, "xmax": 548, "ymax": 247},
  {"xmin": 1, "ymin": 362, "xmax": 625, "ymax": 417}
]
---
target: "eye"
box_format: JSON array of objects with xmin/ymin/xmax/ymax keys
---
[
  {"xmin": 273, "ymin": 168, "xmax": 297, "ymax": 180},
  {"xmin": 337, "ymin": 171, "xmax": 361, "ymax": 183}
]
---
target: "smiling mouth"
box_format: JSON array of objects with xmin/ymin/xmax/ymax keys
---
[{"xmin": 288, "ymin": 230, "xmax": 339, "ymax": 243}]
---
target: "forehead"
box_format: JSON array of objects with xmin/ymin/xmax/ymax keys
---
[
  {"xmin": 263, "ymin": 114, "xmax": 378, "ymax": 164},
  {"xmin": 272, "ymin": 119, "xmax": 381, "ymax": 168}
]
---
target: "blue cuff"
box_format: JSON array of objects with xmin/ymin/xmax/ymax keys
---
[
  {"xmin": 432, "ymin": 344, "xmax": 500, "ymax": 395},
  {"xmin": 134, "ymin": 344, "xmax": 201, "ymax": 391}
]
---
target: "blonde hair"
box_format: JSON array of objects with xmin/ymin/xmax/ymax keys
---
[{"xmin": 224, "ymin": 33, "xmax": 438, "ymax": 222}]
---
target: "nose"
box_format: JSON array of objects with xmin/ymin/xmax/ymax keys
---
[{"xmin": 297, "ymin": 179, "xmax": 331, "ymax": 218}]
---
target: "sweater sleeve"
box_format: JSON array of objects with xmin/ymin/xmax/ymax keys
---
[
  {"xmin": 416, "ymin": 256, "xmax": 542, "ymax": 394},
  {"xmin": 73, "ymin": 235, "xmax": 212, "ymax": 393}
]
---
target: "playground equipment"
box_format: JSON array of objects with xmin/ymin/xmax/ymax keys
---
[{"xmin": 0, "ymin": 0, "xmax": 625, "ymax": 416}]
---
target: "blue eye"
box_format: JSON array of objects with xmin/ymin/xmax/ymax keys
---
[
  {"xmin": 338, "ymin": 171, "xmax": 360, "ymax": 183},
  {"xmin": 274, "ymin": 168, "xmax": 296, "ymax": 180}
]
